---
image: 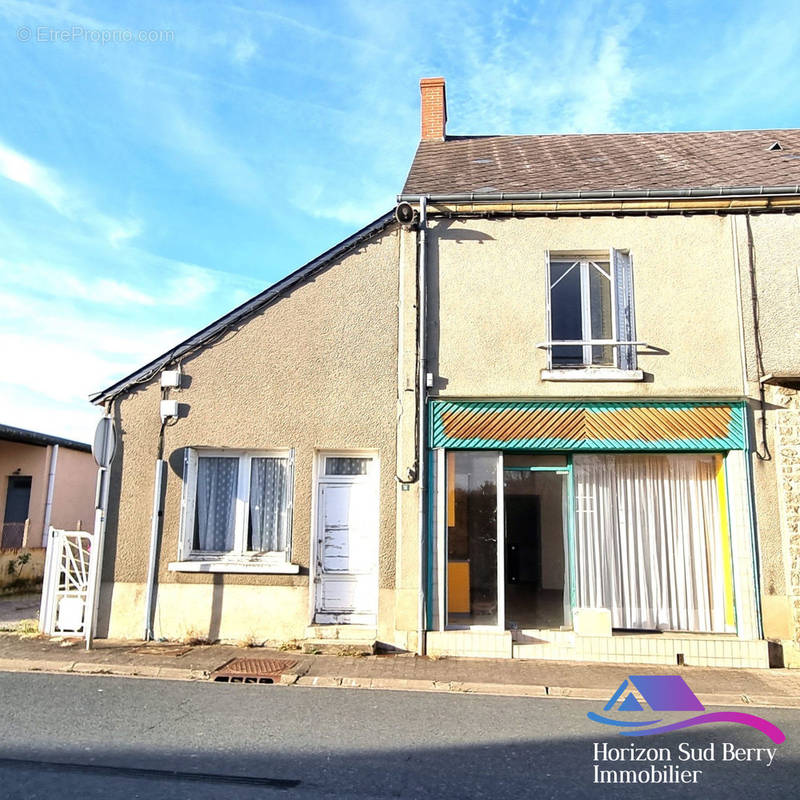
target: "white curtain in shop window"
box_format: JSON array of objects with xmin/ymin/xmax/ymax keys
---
[{"xmin": 574, "ymin": 454, "xmax": 726, "ymax": 632}]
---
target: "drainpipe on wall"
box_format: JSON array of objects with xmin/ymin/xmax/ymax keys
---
[
  {"xmin": 417, "ymin": 196, "xmax": 428, "ymax": 656},
  {"xmin": 143, "ymin": 455, "xmax": 166, "ymax": 641},
  {"xmin": 730, "ymin": 216, "xmax": 749, "ymax": 398},
  {"xmin": 144, "ymin": 386, "xmax": 174, "ymax": 641},
  {"xmin": 731, "ymin": 216, "xmax": 765, "ymax": 640},
  {"xmin": 42, "ymin": 444, "xmax": 59, "ymax": 546}
]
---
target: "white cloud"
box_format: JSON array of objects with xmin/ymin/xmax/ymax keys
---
[
  {"xmin": 1, "ymin": 260, "xmax": 156, "ymax": 307},
  {"xmin": 0, "ymin": 140, "xmax": 142, "ymax": 243},
  {"xmin": 163, "ymin": 266, "xmax": 219, "ymax": 306},
  {"xmin": 232, "ymin": 36, "xmax": 258, "ymax": 65},
  {"xmin": 0, "ymin": 142, "xmax": 69, "ymax": 213}
]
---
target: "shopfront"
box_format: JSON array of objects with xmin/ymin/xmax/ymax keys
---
[{"xmin": 426, "ymin": 401, "xmax": 760, "ymax": 658}]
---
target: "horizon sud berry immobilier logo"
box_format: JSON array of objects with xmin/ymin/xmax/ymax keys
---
[{"xmin": 587, "ymin": 675, "xmax": 785, "ymax": 786}]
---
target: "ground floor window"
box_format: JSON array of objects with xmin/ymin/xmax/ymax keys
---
[
  {"xmin": 574, "ymin": 454, "xmax": 727, "ymax": 633},
  {"xmin": 179, "ymin": 448, "xmax": 294, "ymax": 561},
  {"xmin": 439, "ymin": 450, "xmax": 733, "ymax": 635}
]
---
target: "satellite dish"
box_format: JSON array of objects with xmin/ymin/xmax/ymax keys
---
[{"xmin": 92, "ymin": 416, "xmax": 117, "ymax": 468}]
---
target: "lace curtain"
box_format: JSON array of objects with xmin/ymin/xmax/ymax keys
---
[
  {"xmin": 194, "ymin": 456, "xmax": 238, "ymax": 551},
  {"xmin": 249, "ymin": 457, "xmax": 290, "ymax": 552},
  {"xmin": 574, "ymin": 454, "xmax": 726, "ymax": 633}
]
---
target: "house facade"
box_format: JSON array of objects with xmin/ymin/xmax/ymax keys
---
[
  {"xmin": 0, "ymin": 424, "xmax": 96, "ymax": 548},
  {"xmin": 91, "ymin": 79, "xmax": 800, "ymax": 668}
]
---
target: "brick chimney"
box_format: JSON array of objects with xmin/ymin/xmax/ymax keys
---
[{"xmin": 420, "ymin": 77, "xmax": 447, "ymax": 141}]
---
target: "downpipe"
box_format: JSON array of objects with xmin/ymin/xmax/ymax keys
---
[
  {"xmin": 143, "ymin": 458, "xmax": 166, "ymax": 640},
  {"xmin": 417, "ymin": 196, "xmax": 428, "ymax": 656}
]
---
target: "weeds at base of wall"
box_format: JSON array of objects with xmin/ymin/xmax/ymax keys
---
[
  {"xmin": 0, "ymin": 618, "xmax": 42, "ymax": 637},
  {"xmin": 337, "ymin": 646, "xmax": 368, "ymax": 657},
  {"xmin": 179, "ymin": 627, "xmax": 218, "ymax": 646},
  {"xmin": 235, "ymin": 633, "xmax": 264, "ymax": 648},
  {"xmin": 0, "ymin": 579, "xmax": 42, "ymax": 598}
]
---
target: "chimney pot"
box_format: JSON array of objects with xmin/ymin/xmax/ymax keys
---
[{"xmin": 420, "ymin": 77, "xmax": 447, "ymax": 141}]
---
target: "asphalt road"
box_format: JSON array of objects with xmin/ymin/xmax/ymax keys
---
[{"xmin": 0, "ymin": 671, "xmax": 798, "ymax": 799}]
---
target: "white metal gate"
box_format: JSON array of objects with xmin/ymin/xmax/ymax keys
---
[{"xmin": 39, "ymin": 528, "xmax": 97, "ymax": 636}]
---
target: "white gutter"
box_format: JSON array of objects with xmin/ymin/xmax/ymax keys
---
[
  {"xmin": 398, "ymin": 185, "xmax": 800, "ymax": 203},
  {"xmin": 41, "ymin": 444, "xmax": 59, "ymax": 546},
  {"xmin": 417, "ymin": 196, "xmax": 428, "ymax": 656}
]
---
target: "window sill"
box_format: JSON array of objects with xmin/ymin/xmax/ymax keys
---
[
  {"xmin": 541, "ymin": 368, "xmax": 644, "ymax": 382},
  {"xmin": 167, "ymin": 558, "xmax": 300, "ymax": 574}
]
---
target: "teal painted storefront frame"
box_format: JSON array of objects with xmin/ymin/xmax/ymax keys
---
[
  {"xmin": 424, "ymin": 400, "xmax": 750, "ymax": 634},
  {"xmin": 430, "ymin": 399, "xmax": 747, "ymax": 452}
]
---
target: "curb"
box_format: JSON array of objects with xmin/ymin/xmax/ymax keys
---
[
  {"xmin": 289, "ymin": 674, "xmax": 800, "ymax": 708},
  {"xmin": 1, "ymin": 658, "xmax": 798, "ymax": 709},
  {"xmin": 0, "ymin": 658, "xmax": 209, "ymax": 681}
]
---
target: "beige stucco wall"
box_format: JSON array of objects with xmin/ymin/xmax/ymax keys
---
[
  {"xmin": 731, "ymin": 213, "xmax": 800, "ymax": 653},
  {"xmin": 1, "ymin": 443, "xmax": 95, "ymax": 548},
  {"xmin": 427, "ymin": 214, "xmax": 744, "ymax": 398},
  {"xmin": 50, "ymin": 447, "xmax": 96, "ymax": 534},
  {"xmin": 0, "ymin": 443, "xmax": 49, "ymax": 547},
  {"xmin": 737, "ymin": 214, "xmax": 800, "ymax": 378},
  {"xmin": 100, "ymin": 225, "xmax": 405, "ymax": 645},
  {"xmin": 425, "ymin": 211, "xmax": 784, "ymax": 644},
  {"xmin": 97, "ymin": 206, "xmax": 798, "ymax": 657}
]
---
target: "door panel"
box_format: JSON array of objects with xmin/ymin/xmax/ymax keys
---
[{"xmin": 314, "ymin": 461, "xmax": 377, "ymax": 623}]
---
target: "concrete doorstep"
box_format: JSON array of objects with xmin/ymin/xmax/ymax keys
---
[{"xmin": 1, "ymin": 632, "xmax": 800, "ymax": 709}]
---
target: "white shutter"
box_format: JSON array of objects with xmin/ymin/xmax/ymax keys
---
[
  {"xmin": 178, "ymin": 447, "xmax": 198, "ymax": 560},
  {"xmin": 544, "ymin": 250, "xmax": 553, "ymax": 369},
  {"xmin": 611, "ymin": 248, "xmax": 636, "ymax": 370}
]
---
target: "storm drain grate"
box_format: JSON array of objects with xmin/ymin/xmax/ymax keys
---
[{"xmin": 210, "ymin": 657, "xmax": 298, "ymax": 684}]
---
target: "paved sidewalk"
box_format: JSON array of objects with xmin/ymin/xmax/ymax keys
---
[
  {"xmin": 0, "ymin": 592, "xmax": 41, "ymax": 628},
  {"xmin": 1, "ymin": 631, "xmax": 799, "ymax": 708}
]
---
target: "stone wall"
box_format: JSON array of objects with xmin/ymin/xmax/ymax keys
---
[{"xmin": 775, "ymin": 389, "xmax": 800, "ymax": 646}]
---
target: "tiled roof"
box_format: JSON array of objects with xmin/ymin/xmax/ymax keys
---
[{"xmin": 402, "ymin": 130, "xmax": 800, "ymax": 195}]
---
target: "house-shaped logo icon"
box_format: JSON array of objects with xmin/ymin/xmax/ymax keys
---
[
  {"xmin": 587, "ymin": 675, "xmax": 784, "ymax": 743},
  {"xmin": 605, "ymin": 675, "xmax": 705, "ymax": 713}
]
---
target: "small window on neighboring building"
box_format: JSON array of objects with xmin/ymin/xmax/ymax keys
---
[
  {"xmin": 546, "ymin": 249, "xmax": 637, "ymax": 370},
  {"xmin": 178, "ymin": 449, "xmax": 294, "ymax": 562}
]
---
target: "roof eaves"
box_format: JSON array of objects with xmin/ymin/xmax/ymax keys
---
[
  {"xmin": 397, "ymin": 185, "xmax": 800, "ymax": 202},
  {"xmin": 90, "ymin": 210, "xmax": 396, "ymax": 405},
  {"xmin": 0, "ymin": 424, "xmax": 91, "ymax": 452}
]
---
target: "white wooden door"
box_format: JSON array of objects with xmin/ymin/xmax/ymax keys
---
[{"xmin": 314, "ymin": 455, "xmax": 378, "ymax": 625}]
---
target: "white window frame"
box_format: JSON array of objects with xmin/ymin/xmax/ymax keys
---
[
  {"xmin": 542, "ymin": 248, "xmax": 643, "ymax": 381},
  {"xmin": 168, "ymin": 447, "xmax": 299, "ymax": 574},
  {"xmin": 546, "ymin": 253, "xmax": 616, "ymax": 368}
]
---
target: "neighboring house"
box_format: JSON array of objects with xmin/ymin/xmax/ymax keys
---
[
  {"xmin": 90, "ymin": 78, "xmax": 800, "ymax": 668},
  {"xmin": 0, "ymin": 424, "xmax": 96, "ymax": 548}
]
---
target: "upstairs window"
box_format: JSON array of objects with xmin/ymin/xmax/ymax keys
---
[{"xmin": 546, "ymin": 249, "xmax": 636, "ymax": 370}]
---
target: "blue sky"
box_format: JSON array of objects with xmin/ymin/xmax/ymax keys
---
[{"xmin": 1, "ymin": 0, "xmax": 799, "ymax": 441}]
